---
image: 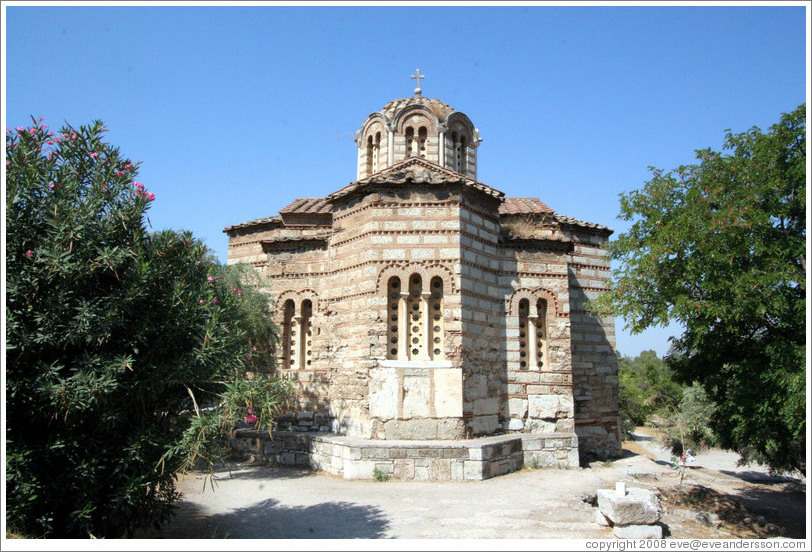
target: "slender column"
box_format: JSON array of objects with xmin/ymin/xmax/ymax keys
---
[
  {"xmin": 398, "ymin": 292, "xmax": 409, "ymax": 359},
  {"xmin": 357, "ymin": 143, "xmax": 363, "ymax": 179},
  {"xmin": 420, "ymin": 291, "xmax": 432, "ymax": 361},
  {"xmin": 438, "ymin": 131, "xmax": 445, "ymax": 166},
  {"xmin": 292, "ymin": 315, "xmax": 303, "ymax": 369},
  {"xmin": 388, "ymin": 130, "xmax": 395, "ymax": 166},
  {"xmin": 528, "ymin": 303, "xmax": 539, "ymax": 370}
]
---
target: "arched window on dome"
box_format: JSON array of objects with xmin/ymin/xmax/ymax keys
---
[
  {"xmin": 405, "ymin": 127, "xmax": 415, "ymax": 157},
  {"xmin": 366, "ymin": 136, "xmax": 374, "ymax": 175},
  {"xmin": 459, "ymin": 135, "xmax": 467, "ymax": 174},
  {"xmin": 450, "ymin": 131, "xmax": 459, "ymax": 170},
  {"xmin": 373, "ymin": 132, "xmax": 381, "ymax": 173},
  {"xmin": 418, "ymin": 126, "xmax": 427, "ymax": 158}
]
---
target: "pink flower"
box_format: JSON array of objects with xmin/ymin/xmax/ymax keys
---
[
  {"xmin": 90, "ymin": 152, "xmax": 99, "ymax": 159},
  {"xmin": 132, "ymin": 181, "xmax": 143, "ymax": 190},
  {"xmin": 17, "ymin": 126, "xmax": 24, "ymax": 132},
  {"xmin": 212, "ymin": 298, "xmax": 218, "ymax": 304},
  {"xmin": 199, "ymin": 299, "xmax": 204, "ymax": 304},
  {"xmin": 25, "ymin": 250, "xmax": 33, "ymax": 258},
  {"xmin": 146, "ymin": 192, "xmax": 155, "ymax": 201},
  {"xmin": 28, "ymin": 128, "xmax": 36, "ymax": 135},
  {"xmin": 47, "ymin": 140, "xmax": 54, "ymax": 145},
  {"xmin": 124, "ymin": 163, "xmax": 131, "ymax": 169},
  {"xmin": 38, "ymin": 117, "xmax": 43, "ymax": 122},
  {"xmin": 71, "ymin": 132, "xmax": 77, "ymax": 140},
  {"xmin": 102, "ymin": 184, "xmax": 107, "ymax": 190},
  {"xmin": 244, "ymin": 409, "xmax": 257, "ymax": 424},
  {"xmin": 237, "ymin": 289, "xmax": 242, "ymax": 296},
  {"xmin": 48, "ymin": 183, "xmax": 55, "ymax": 189},
  {"xmin": 5, "ymin": 160, "xmax": 9, "ymax": 166},
  {"xmin": 116, "ymin": 170, "xmax": 126, "ymax": 176},
  {"xmin": 207, "ymin": 276, "xmax": 213, "ymax": 281}
]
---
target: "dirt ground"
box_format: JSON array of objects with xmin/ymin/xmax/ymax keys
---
[{"xmin": 136, "ymin": 428, "xmax": 807, "ymax": 540}]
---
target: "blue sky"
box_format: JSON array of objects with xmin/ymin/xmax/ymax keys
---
[{"xmin": 3, "ymin": 2, "xmax": 808, "ymax": 357}]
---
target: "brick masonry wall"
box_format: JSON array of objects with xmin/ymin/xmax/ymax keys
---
[
  {"xmin": 561, "ymin": 225, "xmax": 621, "ymax": 459},
  {"xmin": 225, "ymin": 187, "xmax": 619, "ymax": 460}
]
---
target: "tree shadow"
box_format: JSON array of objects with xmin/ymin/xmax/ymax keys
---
[
  {"xmin": 726, "ymin": 485, "xmax": 806, "ymax": 539},
  {"xmin": 206, "ymin": 463, "xmax": 316, "ymax": 481},
  {"xmin": 138, "ymin": 497, "xmax": 391, "ymax": 539},
  {"xmin": 719, "ymin": 469, "xmax": 803, "ymax": 486}
]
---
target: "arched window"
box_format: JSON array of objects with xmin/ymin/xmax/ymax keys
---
[
  {"xmin": 386, "ymin": 274, "xmax": 445, "ymax": 361},
  {"xmin": 366, "ymin": 136, "xmax": 374, "ymax": 175},
  {"xmin": 373, "ymin": 132, "xmax": 381, "ymax": 173},
  {"xmin": 429, "ymin": 277, "xmax": 444, "ymax": 360},
  {"xmin": 535, "ymin": 299, "xmax": 547, "ymax": 370},
  {"xmin": 407, "ymin": 274, "xmax": 423, "ymax": 359},
  {"xmin": 405, "ymin": 127, "xmax": 415, "ymax": 157},
  {"xmin": 301, "ymin": 299, "xmax": 313, "ymax": 368},
  {"xmin": 518, "ymin": 299, "xmax": 530, "ymax": 370},
  {"xmin": 459, "ymin": 135, "xmax": 467, "ymax": 174},
  {"xmin": 450, "ymin": 131, "xmax": 459, "ymax": 170},
  {"xmin": 418, "ymin": 126, "xmax": 427, "ymax": 158},
  {"xmin": 387, "ymin": 277, "xmax": 401, "ymax": 360},
  {"xmin": 282, "ymin": 299, "xmax": 296, "ymax": 369}
]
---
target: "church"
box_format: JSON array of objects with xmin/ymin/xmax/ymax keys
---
[{"xmin": 224, "ymin": 72, "xmax": 620, "ymax": 476}]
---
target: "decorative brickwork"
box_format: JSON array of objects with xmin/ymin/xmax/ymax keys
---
[{"xmin": 225, "ymin": 90, "xmax": 621, "ymax": 467}]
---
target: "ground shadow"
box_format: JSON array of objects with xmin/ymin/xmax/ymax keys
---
[
  {"xmin": 138, "ymin": 497, "xmax": 391, "ymax": 539},
  {"xmin": 206, "ymin": 463, "xmax": 315, "ymax": 481},
  {"xmin": 719, "ymin": 469, "xmax": 803, "ymax": 486},
  {"xmin": 729, "ymin": 485, "xmax": 806, "ymax": 539}
]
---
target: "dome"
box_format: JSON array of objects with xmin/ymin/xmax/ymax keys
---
[
  {"xmin": 356, "ymin": 90, "xmax": 481, "ymax": 181},
  {"xmin": 380, "ymin": 96, "xmax": 456, "ymax": 122}
]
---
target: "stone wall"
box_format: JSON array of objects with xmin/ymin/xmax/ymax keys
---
[
  {"xmin": 562, "ymin": 223, "xmax": 621, "ymax": 459},
  {"xmin": 229, "ymin": 430, "xmax": 579, "ymax": 480}
]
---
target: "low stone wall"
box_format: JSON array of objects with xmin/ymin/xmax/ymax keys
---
[{"xmin": 229, "ymin": 430, "xmax": 579, "ymax": 481}]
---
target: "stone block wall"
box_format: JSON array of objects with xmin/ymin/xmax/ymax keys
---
[
  {"xmin": 456, "ymin": 193, "xmax": 506, "ymax": 436},
  {"xmin": 229, "ymin": 430, "xmax": 579, "ymax": 480},
  {"xmin": 562, "ymin": 225, "xmax": 621, "ymax": 459}
]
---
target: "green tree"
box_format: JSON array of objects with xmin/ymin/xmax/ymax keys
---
[
  {"xmin": 597, "ymin": 105, "xmax": 806, "ymax": 474},
  {"xmin": 5, "ymin": 119, "xmax": 292, "ymax": 537}
]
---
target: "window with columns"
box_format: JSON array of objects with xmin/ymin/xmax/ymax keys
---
[
  {"xmin": 281, "ymin": 298, "xmax": 313, "ymax": 369},
  {"xmin": 366, "ymin": 131, "xmax": 381, "ymax": 174},
  {"xmin": 386, "ymin": 274, "xmax": 444, "ymax": 361},
  {"xmin": 405, "ymin": 127, "xmax": 415, "ymax": 157},
  {"xmin": 418, "ymin": 126, "xmax": 427, "ymax": 158},
  {"xmin": 518, "ymin": 298, "xmax": 548, "ymax": 370}
]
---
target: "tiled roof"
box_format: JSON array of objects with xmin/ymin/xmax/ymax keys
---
[
  {"xmin": 279, "ymin": 198, "xmax": 332, "ymax": 214},
  {"xmin": 554, "ymin": 214, "xmax": 613, "ymax": 233},
  {"xmin": 223, "ymin": 216, "xmax": 282, "ymax": 233},
  {"xmin": 327, "ymin": 157, "xmax": 504, "ymax": 203},
  {"xmin": 499, "ymin": 197, "xmax": 554, "ymax": 215}
]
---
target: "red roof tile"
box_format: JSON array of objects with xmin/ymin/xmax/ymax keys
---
[
  {"xmin": 499, "ymin": 197, "xmax": 554, "ymax": 215},
  {"xmin": 279, "ymin": 198, "xmax": 332, "ymax": 214}
]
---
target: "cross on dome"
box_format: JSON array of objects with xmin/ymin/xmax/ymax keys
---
[{"xmin": 411, "ymin": 68, "xmax": 425, "ymax": 96}]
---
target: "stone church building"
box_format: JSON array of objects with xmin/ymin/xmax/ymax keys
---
[{"xmin": 225, "ymin": 77, "xmax": 620, "ymax": 476}]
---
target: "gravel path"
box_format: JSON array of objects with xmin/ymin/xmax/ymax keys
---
[{"xmin": 136, "ymin": 429, "xmax": 806, "ymax": 540}]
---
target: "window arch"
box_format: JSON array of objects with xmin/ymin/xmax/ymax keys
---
[
  {"xmin": 280, "ymin": 298, "xmax": 316, "ymax": 369},
  {"xmin": 517, "ymin": 297, "xmax": 548, "ymax": 370},
  {"xmin": 459, "ymin": 135, "xmax": 467, "ymax": 174},
  {"xmin": 383, "ymin": 272, "xmax": 445, "ymax": 361},
  {"xmin": 301, "ymin": 299, "xmax": 313, "ymax": 367},
  {"xmin": 282, "ymin": 299, "xmax": 296, "ymax": 369},
  {"xmin": 387, "ymin": 277, "xmax": 402, "ymax": 360},
  {"xmin": 535, "ymin": 299, "xmax": 548, "ymax": 370},
  {"xmin": 405, "ymin": 127, "xmax": 415, "ymax": 157},
  {"xmin": 418, "ymin": 126, "xmax": 427, "ymax": 158}
]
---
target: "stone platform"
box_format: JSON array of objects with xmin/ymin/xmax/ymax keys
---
[{"xmin": 230, "ymin": 430, "xmax": 579, "ymax": 481}]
